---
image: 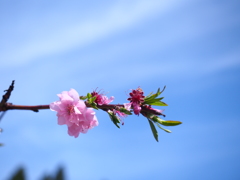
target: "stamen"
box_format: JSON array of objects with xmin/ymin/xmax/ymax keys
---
[{"xmin": 67, "ymin": 105, "xmax": 75, "ymax": 115}]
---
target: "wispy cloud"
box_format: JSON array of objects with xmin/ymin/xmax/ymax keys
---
[{"xmin": 0, "ymin": 0, "xmax": 185, "ymax": 67}]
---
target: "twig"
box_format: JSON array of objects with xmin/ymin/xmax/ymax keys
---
[
  {"xmin": 0, "ymin": 80, "xmax": 15, "ymax": 108},
  {"xmin": 0, "ymin": 81, "xmax": 165, "ymax": 118},
  {"xmin": 3, "ymin": 104, "xmax": 50, "ymax": 112},
  {"xmin": 0, "ymin": 103, "xmax": 165, "ymax": 117}
]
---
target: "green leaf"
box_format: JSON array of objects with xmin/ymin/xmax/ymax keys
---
[
  {"xmin": 119, "ymin": 107, "xmax": 132, "ymax": 115},
  {"xmin": 144, "ymin": 88, "xmax": 160, "ymax": 102},
  {"xmin": 107, "ymin": 111, "xmax": 120, "ymax": 128},
  {"xmin": 143, "ymin": 87, "xmax": 167, "ymax": 106},
  {"xmin": 89, "ymin": 102, "xmax": 98, "ymax": 110},
  {"xmin": 148, "ymin": 101, "xmax": 168, "ymax": 106},
  {"xmin": 148, "ymin": 119, "xmax": 158, "ymax": 142},
  {"xmin": 87, "ymin": 93, "xmax": 92, "ymax": 99},
  {"xmin": 87, "ymin": 94, "xmax": 97, "ymax": 104},
  {"xmin": 79, "ymin": 96, "xmax": 87, "ymax": 100},
  {"xmin": 159, "ymin": 120, "xmax": 182, "ymax": 126},
  {"xmin": 155, "ymin": 97, "xmax": 164, "ymax": 101},
  {"xmin": 155, "ymin": 123, "xmax": 171, "ymax": 133},
  {"xmin": 151, "ymin": 116, "xmax": 182, "ymax": 126},
  {"xmin": 149, "ymin": 115, "xmax": 160, "ymax": 122},
  {"xmin": 160, "ymin": 86, "xmax": 166, "ymax": 94},
  {"xmin": 90, "ymin": 96, "xmax": 97, "ymax": 103}
]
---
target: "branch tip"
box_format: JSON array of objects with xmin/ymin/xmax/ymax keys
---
[{"xmin": 0, "ymin": 80, "xmax": 15, "ymax": 107}]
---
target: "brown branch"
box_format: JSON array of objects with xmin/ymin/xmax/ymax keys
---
[
  {"xmin": 3, "ymin": 104, "xmax": 50, "ymax": 112},
  {"xmin": 1, "ymin": 103, "xmax": 124, "ymax": 113},
  {"xmin": 0, "ymin": 103, "xmax": 165, "ymax": 116},
  {"xmin": 0, "ymin": 81, "xmax": 165, "ymax": 117},
  {"xmin": 0, "ymin": 80, "xmax": 15, "ymax": 108}
]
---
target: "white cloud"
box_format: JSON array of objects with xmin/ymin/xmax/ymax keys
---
[{"xmin": 0, "ymin": 0, "xmax": 185, "ymax": 67}]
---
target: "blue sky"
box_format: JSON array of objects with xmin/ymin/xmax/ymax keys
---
[{"xmin": 1, "ymin": 0, "xmax": 240, "ymax": 179}]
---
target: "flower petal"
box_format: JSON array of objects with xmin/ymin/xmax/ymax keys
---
[
  {"xmin": 50, "ymin": 101, "xmax": 61, "ymax": 111},
  {"xmin": 68, "ymin": 88, "xmax": 80, "ymax": 102},
  {"xmin": 124, "ymin": 103, "xmax": 131, "ymax": 111},
  {"xmin": 57, "ymin": 115, "xmax": 66, "ymax": 125},
  {"xmin": 68, "ymin": 124, "xmax": 81, "ymax": 138},
  {"xmin": 133, "ymin": 102, "xmax": 141, "ymax": 115},
  {"xmin": 74, "ymin": 106, "xmax": 81, "ymax": 114}
]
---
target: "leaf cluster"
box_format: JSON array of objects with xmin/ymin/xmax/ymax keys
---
[
  {"xmin": 144, "ymin": 87, "xmax": 182, "ymax": 142},
  {"xmin": 81, "ymin": 93, "xmax": 98, "ymax": 109},
  {"xmin": 143, "ymin": 86, "xmax": 167, "ymax": 106},
  {"xmin": 147, "ymin": 114, "xmax": 182, "ymax": 141}
]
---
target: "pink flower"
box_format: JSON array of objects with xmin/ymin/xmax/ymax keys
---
[
  {"xmin": 113, "ymin": 103, "xmax": 131, "ymax": 125},
  {"xmin": 127, "ymin": 87, "xmax": 145, "ymax": 115},
  {"xmin": 50, "ymin": 89, "xmax": 98, "ymax": 138},
  {"xmin": 144, "ymin": 105, "xmax": 165, "ymax": 116},
  {"xmin": 124, "ymin": 103, "xmax": 131, "ymax": 111},
  {"xmin": 91, "ymin": 90, "xmax": 114, "ymax": 105}
]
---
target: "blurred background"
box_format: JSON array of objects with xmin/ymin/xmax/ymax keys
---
[{"xmin": 0, "ymin": 0, "xmax": 240, "ymax": 179}]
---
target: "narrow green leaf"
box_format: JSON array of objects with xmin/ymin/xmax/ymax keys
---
[
  {"xmin": 119, "ymin": 107, "xmax": 132, "ymax": 115},
  {"xmin": 143, "ymin": 87, "xmax": 166, "ymax": 106},
  {"xmin": 149, "ymin": 115, "xmax": 160, "ymax": 123},
  {"xmin": 79, "ymin": 96, "xmax": 87, "ymax": 100},
  {"xmin": 148, "ymin": 101, "xmax": 168, "ymax": 106},
  {"xmin": 107, "ymin": 111, "xmax": 120, "ymax": 128},
  {"xmin": 148, "ymin": 119, "xmax": 158, "ymax": 142},
  {"xmin": 144, "ymin": 94, "xmax": 158, "ymax": 103},
  {"xmin": 160, "ymin": 86, "xmax": 166, "ymax": 94},
  {"xmin": 155, "ymin": 97, "xmax": 164, "ymax": 101},
  {"xmin": 145, "ymin": 97, "xmax": 163, "ymax": 102},
  {"xmin": 155, "ymin": 123, "xmax": 171, "ymax": 133},
  {"xmin": 144, "ymin": 89, "xmax": 160, "ymax": 102},
  {"xmin": 159, "ymin": 120, "xmax": 182, "ymax": 126},
  {"xmin": 157, "ymin": 87, "xmax": 161, "ymax": 94},
  {"xmin": 152, "ymin": 116, "xmax": 182, "ymax": 126}
]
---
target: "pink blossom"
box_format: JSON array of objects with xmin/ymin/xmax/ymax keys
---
[
  {"xmin": 123, "ymin": 103, "xmax": 131, "ymax": 111},
  {"xmin": 144, "ymin": 105, "xmax": 165, "ymax": 116},
  {"xmin": 132, "ymin": 102, "xmax": 141, "ymax": 115},
  {"xmin": 152, "ymin": 108, "xmax": 164, "ymax": 114},
  {"xmin": 113, "ymin": 103, "xmax": 131, "ymax": 125},
  {"xmin": 91, "ymin": 91, "xmax": 114, "ymax": 105},
  {"xmin": 127, "ymin": 88, "xmax": 145, "ymax": 115},
  {"xmin": 50, "ymin": 89, "xmax": 98, "ymax": 138}
]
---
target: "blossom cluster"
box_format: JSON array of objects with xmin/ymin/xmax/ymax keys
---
[{"xmin": 50, "ymin": 87, "xmax": 181, "ymax": 141}]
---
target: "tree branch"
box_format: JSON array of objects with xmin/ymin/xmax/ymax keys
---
[
  {"xmin": 0, "ymin": 81, "xmax": 165, "ymax": 117},
  {"xmin": 0, "ymin": 80, "xmax": 14, "ymax": 108},
  {"xmin": 3, "ymin": 104, "xmax": 50, "ymax": 112},
  {"xmin": 0, "ymin": 103, "xmax": 165, "ymax": 116}
]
